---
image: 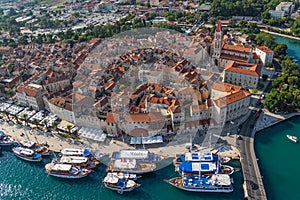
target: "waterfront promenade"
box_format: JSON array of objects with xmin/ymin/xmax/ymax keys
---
[
  {"xmin": 260, "ymin": 29, "xmax": 300, "ymax": 41},
  {"xmin": 238, "ymin": 107, "xmax": 300, "ymax": 200}
]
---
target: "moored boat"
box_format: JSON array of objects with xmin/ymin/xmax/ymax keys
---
[
  {"xmin": 45, "ymin": 163, "xmax": 92, "ymax": 179},
  {"xmin": 287, "ymin": 134, "xmax": 298, "ymax": 143},
  {"xmin": 0, "ymin": 131, "xmax": 14, "ymax": 147},
  {"xmin": 107, "ymin": 149, "xmax": 164, "ymax": 174},
  {"xmin": 103, "ymin": 172, "xmax": 140, "ymax": 194},
  {"xmin": 12, "ymin": 147, "xmax": 42, "ymax": 162},
  {"xmin": 60, "ymin": 148, "xmax": 90, "ymax": 157},
  {"xmin": 20, "ymin": 140, "xmax": 50, "ymax": 156},
  {"xmin": 56, "ymin": 155, "xmax": 100, "ymax": 168},
  {"xmin": 165, "ymin": 174, "xmax": 233, "ymax": 193}
]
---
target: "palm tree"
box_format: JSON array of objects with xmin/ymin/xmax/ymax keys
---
[
  {"xmin": 32, "ymin": 118, "xmax": 39, "ymax": 129},
  {"xmin": 42, "ymin": 120, "xmax": 48, "ymax": 131},
  {"xmin": 13, "ymin": 114, "xmax": 19, "ymax": 124},
  {"xmin": 66, "ymin": 125, "xmax": 73, "ymax": 135},
  {"xmin": 3, "ymin": 110, "xmax": 11, "ymax": 122},
  {"xmin": 22, "ymin": 114, "xmax": 28, "ymax": 126},
  {"xmin": 52, "ymin": 121, "xmax": 59, "ymax": 133}
]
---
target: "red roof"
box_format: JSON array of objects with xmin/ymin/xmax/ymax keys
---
[
  {"xmin": 225, "ymin": 61, "xmax": 262, "ymax": 77},
  {"xmin": 214, "ymin": 90, "xmax": 251, "ymax": 108}
]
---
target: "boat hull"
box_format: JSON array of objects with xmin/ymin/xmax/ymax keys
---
[
  {"xmin": 0, "ymin": 142, "xmax": 14, "ymax": 147},
  {"xmin": 103, "ymin": 182, "xmax": 140, "ymax": 193},
  {"xmin": 165, "ymin": 178, "xmax": 233, "ymax": 193},
  {"xmin": 47, "ymin": 173, "xmax": 88, "ymax": 179},
  {"xmin": 13, "ymin": 152, "xmax": 42, "ymax": 162}
]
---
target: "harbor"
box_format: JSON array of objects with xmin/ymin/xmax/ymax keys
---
[{"xmin": 0, "ymin": 117, "xmax": 244, "ymax": 199}]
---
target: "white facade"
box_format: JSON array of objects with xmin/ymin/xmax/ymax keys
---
[
  {"xmin": 255, "ymin": 47, "xmax": 274, "ymax": 66},
  {"xmin": 224, "ymin": 71, "xmax": 259, "ymax": 88},
  {"xmin": 44, "ymin": 98, "xmax": 76, "ymax": 123}
]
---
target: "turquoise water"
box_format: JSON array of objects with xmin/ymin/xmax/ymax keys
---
[
  {"xmin": 0, "ymin": 151, "xmax": 244, "ymax": 199},
  {"xmin": 256, "ymin": 31, "xmax": 300, "ymax": 200},
  {"xmin": 273, "ymin": 35, "xmax": 300, "ymax": 65},
  {"xmin": 255, "ymin": 116, "xmax": 300, "ymax": 200}
]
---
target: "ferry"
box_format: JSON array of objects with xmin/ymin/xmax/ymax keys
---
[
  {"xmin": 45, "ymin": 163, "xmax": 92, "ymax": 179},
  {"xmin": 107, "ymin": 149, "xmax": 164, "ymax": 174},
  {"xmin": 174, "ymin": 152, "xmax": 234, "ymax": 176},
  {"xmin": 178, "ymin": 161, "xmax": 234, "ymax": 176},
  {"xmin": 19, "ymin": 140, "xmax": 50, "ymax": 156},
  {"xmin": 103, "ymin": 172, "xmax": 140, "ymax": 194},
  {"xmin": 0, "ymin": 131, "xmax": 15, "ymax": 147},
  {"xmin": 287, "ymin": 134, "xmax": 298, "ymax": 143},
  {"xmin": 55, "ymin": 156, "xmax": 100, "ymax": 169},
  {"xmin": 60, "ymin": 148, "xmax": 90, "ymax": 157},
  {"xmin": 12, "ymin": 147, "xmax": 42, "ymax": 162},
  {"xmin": 165, "ymin": 174, "xmax": 233, "ymax": 193},
  {"xmin": 173, "ymin": 152, "xmax": 223, "ymax": 167}
]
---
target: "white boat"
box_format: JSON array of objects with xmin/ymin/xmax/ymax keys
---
[
  {"xmin": 57, "ymin": 156, "xmax": 100, "ymax": 168},
  {"xmin": 287, "ymin": 134, "xmax": 298, "ymax": 143},
  {"xmin": 20, "ymin": 140, "xmax": 50, "ymax": 156},
  {"xmin": 0, "ymin": 131, "xmax": 14, "ymax": 146},
  {"xmin": 107, "ymin": 172, "xmax": 141, "ymax": 180},
  {"xmin": 107, "ymin": 149, "xmax": 163, "ymax": 174},
  {"xmin": 45, "ymin": 163, "xmax": 92, "ymax": 179},
  {"xmin": 103, "ymin": 173, "xmax": 140, "ymax": 194},
  {"xmin": 12, "ymin": 147, "xmax": 42, "ymax": 162},
  {"xmin": 165, "ymin": 174, "xmax": 233, "ymax": 193},
  {"xmin": 60, "ymin": 148, "xmax": 90, "ymax": 157}
]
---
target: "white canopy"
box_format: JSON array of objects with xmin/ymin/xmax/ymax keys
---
[{"xmin": 51, "ymin": 164, "xmax": 72, "ymax": 171}]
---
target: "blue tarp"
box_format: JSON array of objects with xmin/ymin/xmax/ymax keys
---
[{"xmin": 83, "ymin": 148, "xmax": 90, "ymax": 157}]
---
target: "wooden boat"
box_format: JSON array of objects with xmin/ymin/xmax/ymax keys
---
[
  {"xmin": 103, "ymin": 172, "xmax": 140, "ymax": 194},
  {"xmin": 107, "ymin": 149, "xmax": 163, "ymax": 174},
  {"xmin": 60, "ymin": 148, "xmax": 90, "ymax": 157},
  {"xmin": 45, "ymin": 163, "xmax": 92, "ymax": 179},
  {"xmin": 107, "ymin": 172, "xmax": 141, "ymax": 181},
  {"xmin": 12, "ymin": 147, "xmax": 42, "ymax": 162},
  {"xmin": 165, "ymin": 174, "xmax": 233, "ymax": 193},
  {"xmin": 0, "ymin": 131, "xmax": 14, "ymax": 147},
  {"xmin": 20, "ymin": 140, "xmax": 50, "ymax": 156},
  {"xmin": 56, "ymin": 156, "xmax": 100, "ymax": 169}
]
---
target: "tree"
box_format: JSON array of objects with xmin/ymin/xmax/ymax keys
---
[
  {"xmin": 262, "ymin": 74, "xmax": 268, "ymax": 81},
  {"xmin": 33, "ymin": 118, "xmax": 39, "ymax": 129},
  {"xmin": 3, "ymin": 110, "xmax": 11, "ymax": 122},
  {"xmin": 274, "ymin": 43, "xmax": 287, "ymax": 59},
  {"xmin": 22, "ymin": 114, "xmax": 28, "ymax": 126},
  {"xmin": 66, "ymin": 125, "xmax": 73, "ymax": 135},
  {"xmin": 52, "ymin": 121, "xmax": 60, "ymax": 133}
]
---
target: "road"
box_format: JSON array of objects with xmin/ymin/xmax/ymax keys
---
[{"xmin": 237, "ymin": 113, "xmax": 267, "ymax": 200}]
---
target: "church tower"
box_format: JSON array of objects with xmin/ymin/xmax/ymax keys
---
[{"xmin": 213, "ymin": 21, "xmax": 223, "ymax": 59}]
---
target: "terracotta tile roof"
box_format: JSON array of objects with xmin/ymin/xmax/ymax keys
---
[
  {"xmin": 125, "ymin": 112, "xmax": 164, "ymax": 123},
  {"xmin": 256, "ymin": 46, "xmax": 274, "ymax": 53},
  {"xmin": 105, "ymin": 112, "xmax": 119, "ymax": 124},
  {"xmin": 214, "ymin": 90, "xmax": 251, "ymax": 108},
  {"xmin": 17, "ymin": 85, "xmax": 39, "ymax": 97},
  {"xmin": 225, "ymin": 61, "xmax": 262, "ymax": 77},
  {"xmin": 220, "ymin": 53, "xmax": 248, "ymax": 62},
  {"xmin": 212, "ymin": 82, "xmax": 242, "ymax": 93},
  {"xmin": 223, "ymin": 44, "xmax": 251, "ymax": 54}
]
